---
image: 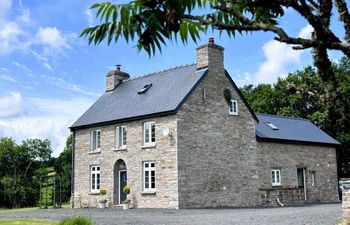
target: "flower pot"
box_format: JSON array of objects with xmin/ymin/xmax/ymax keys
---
[
  {"xmin": 99, "ymin": 202, "xmax": 107, "ymax": 208},
  {"xmin": 122, "ymin": 203, "xmax": 130, "ymax": 210}
]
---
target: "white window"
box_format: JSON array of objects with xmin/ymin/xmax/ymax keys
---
[
  {"xmin": 115, "ymin": 126, "xmax": 127, "ymax": 148},
  {"xmin": 91, "ymin": 130, "xmax": 101, "ymax": 151},
  {"xmin": 229, "ymin": 100, "xmax": 238, "ymax": 115},
  {"xmin": 143, "ymin": 161, "xmax": 156, "ymax": 192},
  {"xmin": 90, "ymin": 165, "xmax": 100, "ymax": 193},
  {"xmin": 271, "ymin": 169, "xmax": 281, "ymax": 186},
  {"xmin": 143, "ymin": 122, "xmax": 155, "ymax": 145}
]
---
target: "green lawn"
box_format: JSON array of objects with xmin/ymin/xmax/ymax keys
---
[
  {"xmin": 0, "ymin": 204, "xmax": 70, "ymax": 213},
  {"xmin": 0, "ymin": 218, "xmax": 57, "ymax": 225}
]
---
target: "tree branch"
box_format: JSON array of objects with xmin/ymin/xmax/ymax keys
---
[{"xmin": 334, "ymin": 0, "xmax": 350, "ymax": 42}]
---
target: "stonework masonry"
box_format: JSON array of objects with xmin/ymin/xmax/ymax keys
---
[
  {"xmin": 257, "ymin": 142, "xmax": 339, "ymax": 206},
  {"xmin": 73, "ymin": 115, "xmax": 179, "ymax": 208},
  {"xmin": 177, "ymin": 44, "xmax": 259, "ymax": 208}
]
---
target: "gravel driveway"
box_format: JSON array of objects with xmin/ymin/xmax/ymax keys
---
[{"xmin": 0, "ymin": 203, "xmax": 342, "ymax": 225}]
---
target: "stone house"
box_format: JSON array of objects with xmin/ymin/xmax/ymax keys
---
[{"xmin": 70, "ymin": 39, "xmax": 340, "ymax": 209}]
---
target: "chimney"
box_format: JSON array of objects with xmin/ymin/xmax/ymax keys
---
[
  {"xmin": 196, "ymin": 38, "xmax": 224, "ymax": 72},
  {"xmin": 106, "ymin": 65, "xmax": 130, "ymax": 92}
]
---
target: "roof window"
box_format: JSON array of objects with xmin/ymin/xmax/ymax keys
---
[
  {"xmin": 138, "ymin": 83, "xmax": 152, "ymax": 94},
  {"xmin": 265, "ymin": 122, "xmax": 279, "ymax": 130}
]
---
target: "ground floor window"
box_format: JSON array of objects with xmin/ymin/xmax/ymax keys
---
[
  {"xmin": 271, "ymin": 169, "xmax": 281, "ymax": 186},
  {"xmin": 91, "ymin": 165, "xmax": 100, "ymax": 193},
  {"xmin": 143, "ymin": 161, "xmax": 156, "ymax": 192}
]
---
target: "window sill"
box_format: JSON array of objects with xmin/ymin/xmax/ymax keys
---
[
  {"xmin": 229, "ymin": 113, "xmax": 238, "ymax": 116},
  {"xmin": 141, "ymin": 191, "xmax": 156, "ymax": 195},
  {"xmin": 141, "ymin": 144, "xmax": 156, "ymax": 149},
  {"xmin": 271, "ymin": 185, "xmax": 282, "ymax": 188},
  {"xmin": 89, "ymin": 150, "xmax": 101, "ymax": 155},
  {"xmin": 89, "ymin": 192, "xmax": 100, "ymax": 195},
  {"xmin": 114, "ymin": 147, "xmax": 127, "ymax": 151}
]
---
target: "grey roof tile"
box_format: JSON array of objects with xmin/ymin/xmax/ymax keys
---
[
  {"xmin": 71, "ymin": 64, "xmax": 207, "ymax": 128},
  {"xmin": 256, "ymin": 114, "xmax": 339, "ymax": 145}
]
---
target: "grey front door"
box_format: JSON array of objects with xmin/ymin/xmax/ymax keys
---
[{"xmin": 119, "ymin": 171, "xmax": 127, "ymax": 204}]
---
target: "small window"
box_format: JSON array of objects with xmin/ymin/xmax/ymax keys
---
[
  {"xmin": 271, "ymin": 169, "xmax": 281, "ymax": 186},
  {"xmin": 144, "ymin": 122, "xmax": 155, "ymax": 146},
  {"xmin": 297, "ymin": 168, "xmax": 305, "ymax": 187},
  {"xmin": 310, "ymin": 171, "xmax": 316, "ymax": 186},
  {"xmin": 91, "ymin": 130, "xmax": 101, "ymax": 151},
  {"xmin": 265, "ymin": 122, "xmax": 278, "ymax": 130},
  {"xmin": 229, "ymin": 100, "xmax": 238, "ymax": 115},
  {"xmin": 143, "ymin": 161, "xmax": 156, "ymax": 192},
  {"xmin": 91, "ymin": 165, "xmax": 100, "ymax": 193},
  {"xmin": 138, "ymin": 83, "xmax": 152, "ymax": 94},
  {"xmin": 115, "ymin": 126, "xmax": 127, "ymax": 148}
]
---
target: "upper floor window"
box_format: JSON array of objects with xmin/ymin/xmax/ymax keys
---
[
  {"xmin": 91, "ymin": 165, "xmax": 100, "ymax": 193},
  {"xmin": 271, "ymin": 169, "xmax": 281, "ymax": 186},
  {"xmin": 144, "ymin": 122, "xmax": 155, "ymax": 146},
  {"xmin": 229, "ymin": 100, "xmax": 238, "ymax": 115},
  {"xmin": 143, "ymin": 161, "xmax": 156, "ymax": 192},
  {"xmin": 91, "ymin": 130, "xmax": 101, "ymax": 151},
  {"xmin": 115, "ymin": 126, "xmax": 127, "ymax": 148}
]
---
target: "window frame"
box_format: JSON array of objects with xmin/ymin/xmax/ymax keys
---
[
  {"xmin": 143, "ymin": 161, "xmax": 156, "ymax": 192},
  {"xmin": 143, "ymin": 121, "xmax": 156, "ymax": 146},
  {"xmin": 90, "ymin": 165, "xmax": 101, "ymax": 193},
  {"xmin": 310, "ymin": 171, "xmax": 316, "ymax": 187},
  {"xmin": 90, "ymin": 129, "xmax": 101, "ymax": 152},
  {"xmin": 229, "ymin": 99, "xmax": 238, "ymax": 115},
  {"xmin": 271, "ymin": 169, "xmax": 281, "ymax": 186},
  {"xmin": 115, "ymin": 126, "xmax": 127, "ymax": 148}
]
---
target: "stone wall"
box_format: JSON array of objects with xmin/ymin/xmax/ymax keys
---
[
  {"xmin": 342, "ymin": 180, "xmax": 350, "ymax": 218},
  {"xmin": 73, "ymin": 115, "xmax": 179, "ymax": 208},
  {"xmin": 177, "ymin": 55, "xmax": 259, "ymax": 207},
  {"xmin": 257, "ymin": 142, "xmax": 339, "ymax": 205}
]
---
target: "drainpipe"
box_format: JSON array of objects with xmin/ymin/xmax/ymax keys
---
[
  {"xmin": 71, "ymin": 131, "xmax": 75, "ymax": 209},
  {"xmin": 303, "ymin": 168, "xmax": 307, "ymax": 201}
]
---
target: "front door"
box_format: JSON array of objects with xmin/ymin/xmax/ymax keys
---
[
  {"xmin": 297, "ymin": 168, "xmax": 307, "ymax": 201},
  {"xmin": 119, "ymin": 171, "xmax": 127, "ymax": 204}
]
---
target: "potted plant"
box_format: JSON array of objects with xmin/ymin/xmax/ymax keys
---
[
  {"xmin": 99, "ymin": 189, "xmax": 107, "ymax": 208},
  {"xmin": 122, "ymin": 185, "xmax": 130, "ymax": 210}
]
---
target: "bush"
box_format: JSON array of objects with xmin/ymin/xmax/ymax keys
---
[
  {"xmin": 59, "ymin": 216, "xmax": 93, "ymax": 225},
  {"xmin": 123, "ymin": 185, "xmax": 130, "ymax": 195}
]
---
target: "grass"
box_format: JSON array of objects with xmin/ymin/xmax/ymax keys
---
[
  {"xmin": 0, "ymin": 203, "xmax": 70, "ymax": 213},
  {"xmin": 0, "ymin": 218, "xmax": 57, "ymax": 225}
]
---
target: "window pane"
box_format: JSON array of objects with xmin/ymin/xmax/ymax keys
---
[
  {"xmin": 115, "ymin": 127, "xmax": 120, "ymax": 147},
  {"xmin": 96, "ymin": 166, "xmax": 100, "ymax": 171},
  {"xmin": 97, "ymin": 131, "xmax": 101, "ymax": 148},
  {"xmin": 97, "ymin": 174, "xmax": 100, "ymax": 189},
  {"xmin": 92, "ymin": 174, "xmax": 95, "ymax": 189},
  {"xmin": 145, "ymin": 171, "xmax": 149, "ymax": 188},
  {"xmin": 92, "ymin": 167, "xmax": 95, "ymax": 171},
  {"xmin": 276, "ymin": 171, "xmax": 280, "ymax": 183},
  {"xmin": 151, "ymin": 163, "xmax": 155, "ymax": 168},
  {"xmin": 145, "ymin": 124, "xmax": 150, "ymax": 143},
  {"xmin": 233, "ymin": 101, "xmax": 237, "ymax": 112},
  {"xmin": 271, "ymin": 171, "xmax": 275, "ymax": 183},
  {"xmin": 151, "ymin": 123, "xmax": 155, "ymax": 142},
  {"xmin": 118, "ymin": 127, "xmax": 122, "ymax": 147},
  {"xmin": 92, "ymin": 131, "xmax": 96, "ymax": 150},
  {"xmin": 123, "ymin": 127, "xmax": 127, "ymax": 145},
  {"xmin": 145, "ymin": 163, "xmax": 149, "ymax": 168},
  {"xmin": 151, "ymin": 170, "xmax": 155, "ymax": 188}
]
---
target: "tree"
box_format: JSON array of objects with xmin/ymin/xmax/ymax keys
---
[
  {"xmin": 81, "ymin": 0, "xmax": 349, "ymax": 140},
  {"xmin": 240, "ymin": 57, "xmax": 350, "ymax": 177},
  {"xmin": 0, "ymin": 138, "xmax": 52, "ymax": 208},
  {"xmin": 55, "ymin": 135, "xmax": 73, "ymax": 203}
]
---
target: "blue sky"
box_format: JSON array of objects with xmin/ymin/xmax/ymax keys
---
[{"xmin": 0, "ymin": 0, "xmax": 344, "ymax": 156}]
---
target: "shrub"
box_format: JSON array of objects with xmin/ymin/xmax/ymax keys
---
[
  {"xmin": 99, "ymin": 189, "xmax": 107, "ymax": 195},
  {"xmin": 59, "ymin": 216, "xmax": 93, "ymax": 225},
  {"xmin": 123, "ymin": 185, "xmax": 130, "ymax": 195}
]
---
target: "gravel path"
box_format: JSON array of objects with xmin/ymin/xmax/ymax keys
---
[{"xmin": 0, "ymin": 203, "xmax": 342, "ymax": 225}]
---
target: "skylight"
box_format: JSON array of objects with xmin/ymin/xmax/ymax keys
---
[
  {"xmin": 138, "ymin": 83, "xmax": 152, "ymax": 94},
  {"xmin": 265, "ymin": 122, "xmax": 279, "ymax": 130}
]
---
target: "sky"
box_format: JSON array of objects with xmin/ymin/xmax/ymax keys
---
[{"xmin": 0, "ymin": 0, "xmax": 345, "ymax": 156}]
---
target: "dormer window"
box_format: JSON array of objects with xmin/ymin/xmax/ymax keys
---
[
  {"xmin": 265, "ymin": 122, "xmax": 279, "ymax": 130},
  {"xmin": 229, "ymin": 100, "xmax": 238, "ymax": 115},
  {"xmin": 138, "ymin": 83, "xmax": 152, "ymax": 94}
]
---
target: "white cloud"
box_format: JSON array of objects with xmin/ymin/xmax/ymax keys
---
[
  {"xmin": 298, "ymin": 24, "xmax": 313, "ymax": 39},
  {"xmin": 0, "ymin": 0, "xmax": 11, "ymax": 24},
  {"xmin": 35, "ymin": 27, "xmax": 71, "ymax": 54},
  {"xmin": 0, "ymin": 74, "xmax": 16, "ymax": 82},
  {"xmin": 0, "ymin": 93, "xmax": 94, "ymax": 156},
  {"xmin": 12, "ymin": 61, "xmax": 32, "ymax": 74},
  {"xmin": 85, "ymin": 8, "xmax": 94, "ymax": 26},
  {"xmin": 0, "ymin": 92, "xmax": 22, "ymax": 117},
  {"xmin": 43, "ymin": 75, "xmax": 100, "ymax": 97},
  {"xmin": 253, "ymin": 24, "xmax": 312, "ymax": 84}
]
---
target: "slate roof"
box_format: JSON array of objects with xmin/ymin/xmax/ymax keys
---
[
  {"xmin": 256, "ymin": 114, "xmax": 340, "ymax": 145},
  {"xmin": 71, "ymin": 64, "xmax": 208, "ymax": 129}
]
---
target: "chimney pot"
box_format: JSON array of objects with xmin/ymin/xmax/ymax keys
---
[
  {"xmin": 115, "ymin": 64, "xmax": 121, "ymax": 72},
  {"xmin": 209, "ymin": 37, "xmax": 214, "ymax": 44}
]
